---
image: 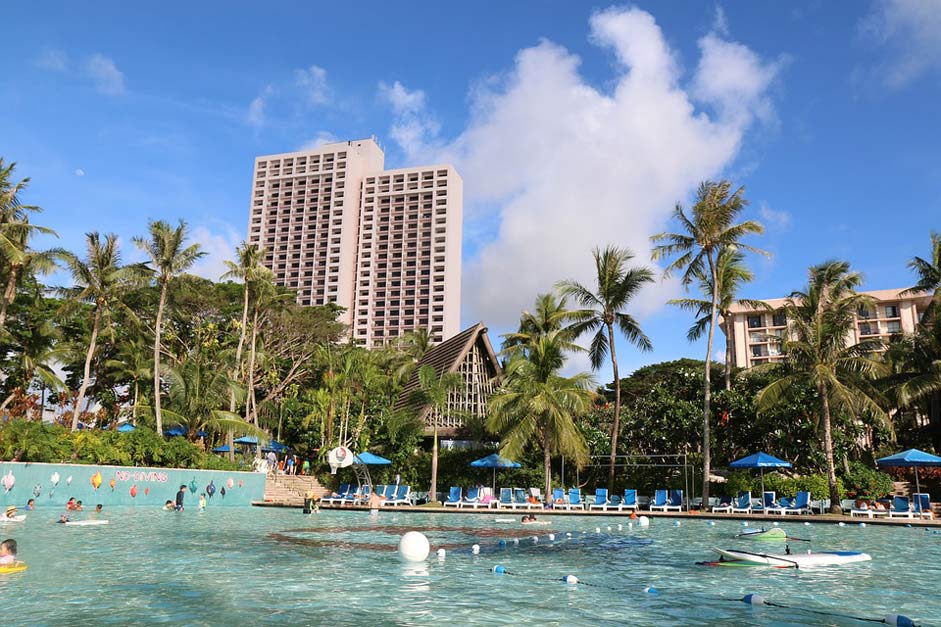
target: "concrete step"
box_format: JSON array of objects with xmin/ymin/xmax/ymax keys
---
[{"xmin": 263, "ymin": 474, "xmax": 329, "ymax": 503}]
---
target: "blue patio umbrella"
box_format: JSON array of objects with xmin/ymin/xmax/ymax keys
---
[
  {"xmin": 213, "ymin": 444, "xmax": 233, "ymax": 453},
  {"xmin": 234, "ymin": 436, "xmax": 259, "ymax": 444},
  {"xmin": 729, "ymin": 452, "xmax": 792, "ymax": 504},
  {"xmin": 117, "ymin": 423, "xmax": 136, "ymax": 432},
  {"xmin": 877, "ymin": 449, "xmax": 941, "ymax": 495},
  {"xmin": 262, "ymin": 441, "xmax": 288, "ymax": 453},
  {"xmin": 354, "ymin": 452, "xmax": 392, "ymax": 465},
  {"xmin": 470, "ymin": 453, "xmax": 522, "ymax": 491}
]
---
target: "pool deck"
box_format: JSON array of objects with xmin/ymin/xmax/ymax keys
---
[{"xmin": 253, "ymin": 501, "xmax": 941, "ymax": 527}]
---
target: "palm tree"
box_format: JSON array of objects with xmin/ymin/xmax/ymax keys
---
[
  {"xmin": 668, "ymin": 247, "xmax": 768, "ymax": 390},
  {"xmin": 0, "ymin": 159, "xmax": 58, "ymax": 335},
  {"xmin": 410, "ymin": 364, "xmax": 463, "ymax": 504},
  {"xmin": 558, "ymin": 245, "xmax": 654, "ymax": 490},
  {"xmin": 0, "ymin": 318, "xmax": 65, "ymax": 412},
  {"xmin": 133, "ymin": 220, "xmax": 205, "ymax": 437},
  {"xmin": 502, "ymin": 292, "xmax": 579, "ymax": 351},
  {"xmin": 104, "ymin": 336, "xmax": 151, "ymax": 421},
  {"xmin": 756, "ymin": 261, "xmax": 888, "ymax": 513},
  {"xmin": 59, "ymin": 233, "xmax": 141, "ymax": 430},
  {"xmin": 904, "ymin": 231, "xmax": 941, "ymax": 322},
  {"xmin": 488, "ymin": 331, "xmax": 596, "ymax": 499},
  {"xmin": 651, "ymin": 180, "xmax": 767, "ymax": 505}
]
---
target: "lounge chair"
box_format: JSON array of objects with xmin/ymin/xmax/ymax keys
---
[
  {"xmin": 385, "ymin": 485, "xmax": 411, "ymax": 506},
  {"xmin": 512, "ymin": 487, "xmax": 532, "ymax": 510},
  {"xmin": 480, "ymin": 487, "xmax": 497, "ymax": 508},
  {"xmin": 557, "ymin": 488, "xmax": 584, "ymax": 510},
  {"xmin": 649, "ymin": 489, "xmax": 668, "ymax": 511},
  {"xmin": 618, "ymin": 489, "xmax": 638, "ymax": 511},
  {"xmin": 373, "ymin": 485, "xmax": 387, "ymax": 502},
  {"xmin": 321, "ymin": 483, "xmax": 352, "ymax": 505},
  {"xmin": 730, "ymin": 491, "xmax": 753, "ymax": 514},
  {"xmin": 888, "ymin": 495, "xmax": 914, "ymax": 519},
  {"xmin": 914, "ymin": 493, "xmax": 934, "ymax": 520},
  {"xmin": 588, "ymin": 488, "xmax": 610, "ymax": 511},
  {"xmin": 754, "ymin": 491, "xmax": 775, "ymax": 513},
  {"xmin": 850, "ymin": 501, "xmax": 889, "ymax": 518},
  {"xmin": 496, "ymin": 487, "xmax": 514, "ymax": 509},
  {"xmin": 665, "ymin": 489, "xmax": 684, "ymax": 512},
  {"xmin": 780, "ymin": 491, "xmax": 811, "ymax": 515},
  {"xmin": 766, "ymin": 496, "xmax": 793, "ymax": 515},
  {"xmin": 460, "ymin": 487, "xmax": 485, "ymax": 509},
  {"xmin": 529, "ymin": 488, "xmax": 544, "ymax": 506},
  {"xmin": 443, "ymin": 486, "xmax": 462, "ymax": 507},
  {"xmin": 550, "ymin": 488, "xmax": 566, "ymax": 508},
  {"xmin": 711, "ymin": 495, "xmax": 733, "ymax": 513},
  {"xmin": 353, "ymin": 484, "xmax": 372, "ymax": 505}
]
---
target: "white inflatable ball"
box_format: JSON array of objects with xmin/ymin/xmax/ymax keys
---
[
  {"xmin": 471, "ymin": 544, "xmax": 480, "ymax": 554},
  {"xmin": 548, "ymin": 534, "xmax": 555, "ymax": 541},
  {"xmin": 436, "ymin": 548, "xmax": 446, "ymax": 559},
  {"xmin": 562, "ymin": 575, "xmax": 579, "ymax": 584},
  {"xmin": 399, "ymin": 531, "xmax": 430, "ymax": 562},
  {"xmin": 595, "ymin": 527, "xmax": 601, "ymax": 533},
  {"xmin": 673, "ymin": 521, "xmax": 681, "ymax": 527},
  {"xmin": 638, "ymin": 516, "xmax": 650, "ymax": 527},
  {"xmin": 617, "ymin": 524, "xmax": 623, "ymax": 530},
  {"xmin": 859, "ymin": 522, "xmax": 867, "ymax": 528}
]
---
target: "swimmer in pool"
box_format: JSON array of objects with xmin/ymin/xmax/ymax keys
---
[{"xmin": 0, "ymin": 539, "xmax": 17, "ymax": 564}]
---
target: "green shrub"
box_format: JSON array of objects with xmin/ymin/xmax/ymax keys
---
[
  {"xmin": 794, "ymin": 473, "xmax": 843, "ymax": 500},
  {"xmin": 841, "ymin": 462, "xmax": 894, "ymax": 499}
]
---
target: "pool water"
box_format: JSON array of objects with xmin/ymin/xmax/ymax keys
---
[{"xmin": 1, "ymin": 508, "xmax": 937, "ymax": 626}]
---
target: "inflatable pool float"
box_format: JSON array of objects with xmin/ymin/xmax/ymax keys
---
[
  {"xmin": 736, "ymin": 527, "xmax": 787, "ymax": 541},
  {"xmin": 0, "ymin": 515, "xmax": 26, "ymax": 523},
  {"xmin": 700, "ymin": 548, "xmax": 871, "ymax": 568},
  {"xmin": 64, "ymin": 519, "xmax": 109, "ymax": 526},
  {"xmin": 0, "ymin": 562, "xmax": 27, "ymax": 574}
]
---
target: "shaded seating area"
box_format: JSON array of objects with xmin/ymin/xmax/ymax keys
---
[
  {"xmin": 649, "ymin": 489, "xmax": 683, "ymax": 512},
  {"xmin": 730, "ymin": 491, "xmax": 753, "ymax": 514},
  {"xmin": 888, "ymin": 495, "xmax": 915, "ymax": 519},
  {"xmin": 555, "ymin": 488, "xmax": 584, "ymax": 511}
]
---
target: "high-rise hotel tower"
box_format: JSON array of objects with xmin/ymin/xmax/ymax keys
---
[{"xmin": 246, "ymin": 138, "xmax": 462, "ymax": 347}]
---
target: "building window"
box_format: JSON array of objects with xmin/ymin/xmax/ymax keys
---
[
  {"xmin": 885, "ymin": 305, "xmax": 899, "ymax": 318},
  {"xmin": 858, "ymin": 307, "xmax": 873, "ymax": 320},
  {"xmin": 747, "ymin": 315, "xmax": 763, "ymax": 329},
  {"xmin": 772, "ymin": 311, "xmax": 786, "ymax": 327},
  {"xmin": 887, "ymin": 320, "xmax": 901, "ymax": 333},
  {"xmin": 751, "ymin": 345, "xmax": 766, "ymax": 357},
  {"xmin": 859, "ymin": 323, "xmax": 875, "ymax": 336}
]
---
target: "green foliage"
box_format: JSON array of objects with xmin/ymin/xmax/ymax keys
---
[{"xmin": 841, "ymin": 462, "xmax": 895, "ymax": 499}]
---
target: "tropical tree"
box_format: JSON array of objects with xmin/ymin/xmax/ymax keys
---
[
  {"xmin": 0, "ymin": 317, "xmax": 65, "ymax": 412},
  {"xmin": 668, "ymin": 247, "xmax": 768, "ymax": 390},
  {"xmin": 650, "ymin": 180, "xmax": 767, "ymax": 504},
  {"xmin": 756, "ymin": 261, "xmax": 888, "ymax": 513},
  {"xmin": 904, "ymin": 231, "xmax": 941, "ymax": 322},
  {"xmin": 502, "ymin": 292, "xmax": 579, "ymax": 351},
  {"xmin": 488, "ymin": 331, "xmax": 596, "ymax": 499},
  {"xmin": 104, "ymin": 336, "xmax": 151, "ymax": 422},
  {"xmin": 558, "ymin": 245, "xmax": 654, "ymax": 490},
  {"xmin": 410, "ymin": 364, "xmax": 462, "ymax": 503},
  {"xmin": 133, "ymin": 220, "xmax": 205, "ymax": 437},
  {"xmin": 59, "ymin": 233, "xmax": 142, "ymax": 430}
]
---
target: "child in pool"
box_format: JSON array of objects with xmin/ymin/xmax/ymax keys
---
[
  {"xmin": 25, "ymin": 499, "xmax": 35, "ymax": 511},
  {"xmin": 4, "ymin": 506, "xmax": 17, "ymax": 519},
  {"xmin": 0, "ymin": 539, "xmax": 17, "ymax": 564},
  {"xmin": 164, "ymin": 500, "xmax": 175, "ymax": 511},
  {"xmin": 199, "ymin": 494, "xmax": 207, "ymax": 511}
]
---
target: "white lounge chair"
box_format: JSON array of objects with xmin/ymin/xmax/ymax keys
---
[
  {"xmin": 557, "ymin": 488, "xmax": 584, "ymax": 511},
  {"xmin": 888, "ymin": 496, "xmax": 915, "ymax": 519},
  {"xmin": 443, "ymin": 486, "xmax": 462, "ymax": 507},
  {"xmin": 712, "ymin": 495, "xmax": 733, "ymax": 513},
  {"xmin": 588, "ymin": 488, "xmax": 611, "ymax": 511},
  {"xmin": 385, "ymin": 485, "xmax": 411, "ymax": 506},
  {"xmin": 914, "ymin": 493, "xmax": 934, "ymax": 520},
  {"xmin": 618, "ymin": 489, "xmax": 638, "ymax": 512},
  {"xmin": 321, "ymin": 483, "xmax": 352, "ymax": 505},
  {"xmin": 730, "ymin": 491, "xmax": 753, "ymax": 514},
  {"xmin": 460, "ymin": 487, "xmax": 487, "ymax": 509},
  {"xmin": 495, "ymin": 487, "xmax": 515, "ymax": 509}
]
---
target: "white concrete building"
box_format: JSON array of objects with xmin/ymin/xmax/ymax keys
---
[{"xmin": 247, "ymin": 138, "xmax": 462, "ymax": 347}]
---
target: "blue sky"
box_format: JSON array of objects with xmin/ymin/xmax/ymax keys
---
[{"xmin": 2, "ymin": 1, "xmax": 940, "ymax": 377}]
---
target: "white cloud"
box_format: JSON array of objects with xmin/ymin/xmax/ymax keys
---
[
  {"xmin": 411, "ymin": 7, "xmax": 782, "ymax": 331},
  {"xmin": 35, "ymin": 48, "xmax": 68, "ymax": 72},
  {"xmin": 759, "ymin": 202, "xmax": 791, "ymax": 230},
  {"xmin": 378, "ymin": 81, "xmax": 442, "ymax": 161},
  {"xmin": 298, "ymin": 131, "xmax": 338, "ymax": 151},
  {"xmin": 247, "ymin": 85, "xmax": 273, "ymax": 127},
  {"xmin": 712, "ymin": 5, "xmax": 730, "ymax": 37},
  {"xmin": 74, "ymin": 168, "xmax": 85, "ymax": 177},
  {"xmin": 295, "ymin": 65, "xmax": 330, "ymax": 105},
  {"xmin": 859, "ymin": 0, "xmax": 941, "ymax": 86},
  {"xmin": 84, "ymin": 54, "xmax": 125, "ymax": 96},
  {"xmin": 188, "ymin": 224, "xmax": 240, "ymax": 281}
]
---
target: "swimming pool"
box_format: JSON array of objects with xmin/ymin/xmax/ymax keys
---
[{"xmin": 1, "ymin": 508, "xmax": 936, "ymax": 625}]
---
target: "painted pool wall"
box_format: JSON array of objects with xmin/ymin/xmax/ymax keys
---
[{"xmin": 0, "ymin": 462, "xmax": 265, "ymax": 508}]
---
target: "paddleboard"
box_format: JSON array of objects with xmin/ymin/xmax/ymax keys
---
[
  {"xmin": 0, "ymin": 562, "xmax": 27, "ymax": 574},
  {"xmin": 707, "ymin": 548, "xmax": 871, "ymax": 568},
  {"xmin": 494, "ymin": 518, "xmax": 516, "ymax": 523},
  {"xmin": 0, "ymin": 515, "xmax": 27, "ymax": 523},
  {"xmin": 736, "ymin": 527, "xmax": 787, "ymax": 540},
  {"xmin": 64, "ymin": 519, "xmax": 109, "ymax": 526}
]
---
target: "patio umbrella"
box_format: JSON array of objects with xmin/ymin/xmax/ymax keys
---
[
  {"xmin": 234, "ymin": 436, "xmax": 259, "ymax": 444},
  {"xmin": 470, "ymin": 453, "xmax": 521, "ymax": 491},
  {"xmin": 877, "ymin": 448, "xmax": 941, "ymax": 495},
  {"xmin": 354, "ymin": 452, "xmax": 392, "ymax": 465},
  {"xmin": 213, "ymin": 444, "xmax": 233, "ymax": 453},
  {"xmin": 729, "ymin": 452, "xmax": 792, "ymax": 506},
  {"xmin": 117, "ymin": 423, "xmax": 136, "ymax": 432}
]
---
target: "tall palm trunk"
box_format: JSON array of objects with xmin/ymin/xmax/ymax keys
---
[
  {"xmin": 227, "ymin": 286, "xmax": 250, "ymax": 461},
  {"xmin": 818, "ymin": 382, "xmax": 841, "ymax": 513},
  {"xmin": 0, "ymin": 266, "xmax": 19, "ymax": 333},
  {"xmin": 73, "ymin": 307, "xmax": 102, "ymax": 430},
  {"xmin": 429, "ymin": 421, "xmax": 439, "ymax": 505},
  {"xmin": 153, "ymin": 280, "xmax": 168, "ymax": 436},
  {"xmin": 701, "ymin": 254, "xmax": 719, "ymax": 506},
  {"xmin": 132, "ymin": 380, "xmax": 139, "ymax": 420},
  {"xmin": 543, "ymin": 427, "xmax": 552, "ymax": 501},
  {"xmin": 606, "ymin": 321, "xmax": 621, "ymax": 491},
  {"xmin": 723, "ymin": 315, "xmax": 733, "ymax": 391}
]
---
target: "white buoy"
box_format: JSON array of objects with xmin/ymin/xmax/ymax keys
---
[
  {"xmin": 595, "ymin": 527, "xmax": 601, "ymax": 533},
  {"xmin": 563, "ymin": 575, "xmax": 579, "ymax": 584},
  {"xmin": 838, "ymin": 522, "xmax": 846, "ymax": 527},
  {"xmin": 628, "ymin": 522, "xmax": 634, "ymax": 528},
  {"xmin": 566, "ymin": 532, "xmax": 572, "ymax": 538},
  {"xmin": 772, "ymin": 522, "xmax": 779, "ymax": 527},
  {"xmin": 617, "ymin": 524, "xmax": 623, "ymax": 530},
  {"xmin": 644, "ymin": 586, "xmax": 659, "ymax": 594},
  {"xmin": 804, "ymin": 522, "xmax": 811, "ymax": 526},
  {"xmin": 638, "ymin": 516, "xmax": 650, "ymax": 527},
  {"xmin": 607, "ymin": 526, "xmax": 612, "ymax": 531},
  {"xmin": 398, "ymin": 531, "xmax": 430, "ymax": 562},
  {"xmin": 436, "ymin": 548, "xmax": 446, "ymax": 559},
  {"xmin": 513, "ymin": 538, "xmax": 520, "ymax": 545},
  {"xmin": 548, "ymin": 533, "xmax": 556, "ymax": 541},
  {"xmin": 472, "ymin": 544, "xmax": 480, "ymax": 554},
  {"xmin": 532, "ymin": 535, "xmax": 539, "ymax": 543},
  {"xmin": 741, "ymin": 521, "xmax": 749, "ymax": 527},
  {"xmin": 673, "ymin": 521, "xmax": 681, "ymax": 527},
  {"xmin": 859, "ymin": 522, "xmax": 867, "ymax": 528},
  {"xmin": 884, "ymin": 614, "xmax": 916, "ymax": 627},
  {"xmin": 742, "ymin": 594, "xmax": 766, "ymax": 605},
  {"xmin": 707, "ymin": 521, "xmax": 716, "ymax": 526}
]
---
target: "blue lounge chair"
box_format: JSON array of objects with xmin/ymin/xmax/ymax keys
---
[
  {"xmin": 443, "ymin": 486, "xmax": 462, "ymax": 507},
  {"xmin": 730, "ymin": 491, "xmax": 752, "ymax": 514},
  {"xmin": 513, "ymin": 488, "xmax": 531, "ymax": 509},
  {"xmin": 650, "ymin": 489, "xmax": 681, "ymax": 512},
  {"xmin": 353, "ymin": 484, "xmax": 372, "ymax": 504},
  {"xmin": 781, "ymin": 491, "xmax": 811, "ymax": 515},
  {"xmin": 754, "ymin": 491, "xmax": 775, "ymax": 512},
  {"xmin": 496, "ymin": 487, "xmax": 514, "ymax": 509},
  {"xmin": 711, "ymin": 495, "xmax": 733, "ymax": 513},
  {"xmin": 373, "ymin": 485, "xmax": 387, "ymax": 501},
  {"xmin": 618, "ymin": 489, "xmax": 638, "ymax": 511},
  {"xmin": 321, "ymin": 483, "xmax": 351, "ymax": 505},
  {"xmin": 588, "ymin": 488, "xmax": 610, "ymax": 511},
  {"xmin": 460, "ymin": 487, "xmax": 484, "ymax": 509},
  {"xmin": 667, "ymin": 489, "xmax": 684, "ymax": 511},
  {"xmin": 558, "ymin": 488, "xmax": 584, "ymax": 510},
  {"xmin": 386, "ymin": 485, "xmax": 411, "ymax": 506},
  {"xmin": 551, "ymin": 487, "xmax": 565, "ymax": 508},
  {"xmin": 889, "ymin": 495, "xmax": 914, "ymax": 519},
  {"xmin": 914, "ymin": 493, "xmax": 934, "ymax": 520}
]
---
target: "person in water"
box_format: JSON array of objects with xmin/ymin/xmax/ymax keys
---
[
  {"xmin": 199, "ymin": 493, "xmax": 207, "ymax": 511},
  {"xmin": 25, "ymin": 499, "xmax": 35, "ymax": 511},
  {"xmin": 520, "ymin": 514, "xmax": 537, "ymax": 524},
  {"xmin": 4, "ymin": 506, "xmax": 17, "ymax": 519},
  {"xmin": 74, "ymin": 501, "xmax": 84, "ymax": 511},
  {"xmin": 95, "ymin": 504, "xmax": 103, "ymax": 513},
  {"xmin": 0, "ymin": 539, "xmax": 17, "ymax": 565},
  {"xmin": 163, "ymin": 500, "xmax": 175, "ymax": 511},
  {"xmin": 175, "ymin": 485, "xmax": 186, "ymax": 511},
  {"xmin": 65, "ymin": 498, "xmax": 77, "ymax": 511}
]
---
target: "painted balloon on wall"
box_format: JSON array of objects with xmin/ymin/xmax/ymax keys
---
[
  {"xmin": 66, "ymin": 476, "xmax": 73, "ymax": 486},
  {"xmin": 2, "ymin": 471, "xmax": 15, "ymax": 493},
  {"xmin": 109, "ymin": 477, "xmax": 116, "ymax": 491},
  {"xmin": 50, "ymin": 472, "xmax": 60, "ymax": 486},
  {"xmin": 130, "ymin": 485, "xmax": 138, "ymax": 498},
  {"xmin": 206, "ymin": 481, "xmax": 216, "ymax": 499},
  {"xmin": 90, "ymin": 472, "xmax": 103, "ymax": 490},
  {"xmin": 226, "ymin": 478, "xmax": 234, "ymax": 489},
  {"xmin": 144, "ymin": 487, "xmax": 150, "ymax": 496}
]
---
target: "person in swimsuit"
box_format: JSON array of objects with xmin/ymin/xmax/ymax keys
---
[
  {"xmin": 174, "ymin": 485, "xmax": 186, "ymax": 511},
  {"xmin": 0, "ymin": 539, "xmax": 17, "ymax": 564}
]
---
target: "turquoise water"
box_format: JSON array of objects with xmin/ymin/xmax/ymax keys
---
[{"xmin": 1, "ymin": 508, "xmax": 937, "ymax": 626}]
